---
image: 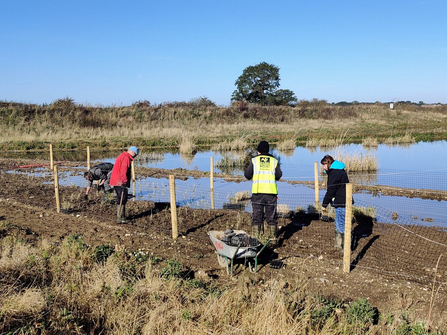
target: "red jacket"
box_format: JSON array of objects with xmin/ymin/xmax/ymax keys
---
[{"xmin": 110, "ymin": 151, "xmax": 134, "ymax": 187}]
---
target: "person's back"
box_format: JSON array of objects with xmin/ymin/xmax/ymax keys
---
[{"xmin": 244, "ymin": 141, "xmax": 282, "ymax": 244}]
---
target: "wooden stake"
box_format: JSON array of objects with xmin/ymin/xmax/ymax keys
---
[
  {"xmin": 49, "ymin": 144, "xmax": 54, "ymax": 170},
  {"xmin": 131, "ymin": 160, "xmax": 135, "ymax": 181},
  {"xmin": 210, "ymin": 157, "xmax": 215, "ymax": 209},
  {"xmin": 169, "ymin": 175, "xmax": 178, "ymax": 240},
  {"xmin": 87, "ymin": 146, "xmax": 90, "ymax": 170},
  {"xmin": 314, "ymin": 161, "xmax": 319, "ymax": 204},
  {"xmin": 53, "ymin": 165, "xmax": 60, "ymax": 213},
  {"xmin": 343, "ymin": 183, "xmax": 353, "ymax": 273}
]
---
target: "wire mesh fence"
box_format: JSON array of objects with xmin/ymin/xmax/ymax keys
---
[{"xmin": 3, "ymin": 163, "xmax": 447, "ymax": 285}]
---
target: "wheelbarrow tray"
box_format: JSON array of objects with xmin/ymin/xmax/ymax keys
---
[{"xmin": 208, "ymin": 230, "xmax": 270, "ymax": 275}]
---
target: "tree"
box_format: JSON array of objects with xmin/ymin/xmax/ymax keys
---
[{"xmin": 231, "ymin": 62, "xmax": 296, "ymax": 106}]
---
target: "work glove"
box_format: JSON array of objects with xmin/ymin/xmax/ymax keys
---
[{"xmin": 84, "ymin": 194, "xmax": 88, "ymax": 201}]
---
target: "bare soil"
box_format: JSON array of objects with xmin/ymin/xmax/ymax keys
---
[{"xmin": 1, "ymin": 158, "xmax": 446, "ymax": 330}]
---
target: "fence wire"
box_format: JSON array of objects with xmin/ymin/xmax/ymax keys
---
[{"xmin": 3, "ymin": 164, "xmax": 447, "ymax": 285}]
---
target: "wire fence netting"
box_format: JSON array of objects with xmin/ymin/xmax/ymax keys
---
[{"xmin": 3, "ymin": 164, "xmax": 447, "ymax": 284}]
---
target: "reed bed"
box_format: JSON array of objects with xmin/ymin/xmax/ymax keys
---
[
  {"xmin": 0, "ymin": 233, "xmax": 436, "ymax": 334},
  {"xmin": 1, "ymin": 101, "xmax": 446, "ymax": 151},
  {"xmin": 179, "ymin": 137, "xmax": 197, "ymax": 155}
]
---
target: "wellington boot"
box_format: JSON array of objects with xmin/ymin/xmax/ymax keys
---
[
  {"xmin": 117, "ymin": 206, "xmax": 129, "ymax": 224},
  {"xmin": 268, "ymin": 225, "xmax": 278, "ymax": 247},
  {"xmin": 251, "ymin": 225, "xmax": 260, "ymax": 239},
  {"xmin": 334, "ymin": 230, "xmax": 343, "ymax": 249}
]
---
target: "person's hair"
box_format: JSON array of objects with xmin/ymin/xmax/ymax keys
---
[
  {"xmin": 320, "ymin": 154, "xmax": 335, "ymax": 167},
  {"xmin": 84, "ymin": 171, "xmax": 93, "ymax": 180}
]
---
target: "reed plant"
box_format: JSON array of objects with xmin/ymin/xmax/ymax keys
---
[
  {"xmin": 233, "ymin": 190, "xmax": 250, "ymax": 202},
  {"xmin": 179, "ymin": 137, "xmax": 197, "ymax": 155},
  {"xmin": 212, "ymin": 137, "xmax": 250, "ymax": 151},
  {"xmin": 330, "ymin": 151, "xmax": 379, "ymax": 173},
  {"xmin": 384, "ymin": 133, "xmax": 415, "ymax": 146},
  {"xmin": 362, "ymin": 137, "xmax": 379, "ymax": 148},
  {"xmin": 1, "ymin": 100, "xmax": 446, "ymax": 151}
]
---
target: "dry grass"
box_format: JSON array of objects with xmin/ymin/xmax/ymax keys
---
[
  {"xmin": 0, "ymin": 102, "xmax": 446, "ymax": 151},
  {"xmin": 179, "ymin": 137, "xmax": 197, "ymax": 155},
  {"xmin": 0, "ymin": 231, "xmax": 441, "ymax": 334}
]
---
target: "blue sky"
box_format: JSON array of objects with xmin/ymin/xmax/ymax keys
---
[{"xmin": 1, "ymin": 0, "xmax": 446, "ymax": 106}]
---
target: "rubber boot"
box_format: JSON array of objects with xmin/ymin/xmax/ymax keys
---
[
  {"xmin": 117, "ymin": 205, "xmax": 128, "ymax": 224},
  {"xmin": 269, "ymin": 225, "xmax": 278, "ymax": 248},
  {"xmin": 334, "ymin": 230, "xmax": 342, "ymax": 249},
  {"xmin": 252, "ymin": 225, "xmax": 260, "ymax": 239},
  {"xmin": 340, "ymin": 233, "xmax": 345, "ymax": 250}
]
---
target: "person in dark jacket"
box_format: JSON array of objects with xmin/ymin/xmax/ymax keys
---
[
  {"xmin": 84, "ymin": 162, "xmax": 114, "ymax": 199},
  {"xmin": 321, "ymin": 154, "xmax": 353, "ymax": 249},
  {"xmin": 110, "ymin": 146, "xmax": 139, "ymax": 223},
  {"xmin": 244, "ymin": 140, "xmax": 282, "ymax": 244}
]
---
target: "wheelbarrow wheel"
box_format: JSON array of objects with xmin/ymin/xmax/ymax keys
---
[{"xmin": 217, "ymin": 254, "xmax": 229, "ymax": 268}]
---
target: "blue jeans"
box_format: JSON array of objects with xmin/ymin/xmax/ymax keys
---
[{"xmin": 335, "ymin": 207, "xmax": 346, "ymax": 233}]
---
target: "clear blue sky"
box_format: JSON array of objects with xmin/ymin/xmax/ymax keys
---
[{"xmin": 1, "ymin": 0, "xmax": 446, "ymax": 106}]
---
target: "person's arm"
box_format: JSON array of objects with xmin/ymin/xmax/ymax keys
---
[
  {"xmin": 275, "ymin": 164, "xmax": 282, "ymax": 180},
  {"xmin": 322, "ymin": 173, "xmax": 337, "ymax": 207},
  {"xmin": 117, "ymin": 156, "xmax": 131, "ymax": 187},
  {"xmin": 244, "ymin": 161, "xmax": 254, "ymax": 180}
]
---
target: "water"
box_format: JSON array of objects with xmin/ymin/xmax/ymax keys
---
[{"xmin": 5, "ymin": 141, "xmax": 447, "ymax": 228}]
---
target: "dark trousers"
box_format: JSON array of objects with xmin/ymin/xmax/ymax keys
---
[
  {"xmin": 251, "ymin": 193, "xmax": 278, "ymax": 226},
  {"xmin": 114, "ymin": 186, "xmax": 128, "ymax": 207}
]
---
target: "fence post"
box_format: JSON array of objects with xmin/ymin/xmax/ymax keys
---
[
  {"xmin": 314, "ymin": 161, "xmax": 319, "ymax": 204},
  {"xmin": 49, "ymin": 144, "xmax": 54, "ymax": 170},
  {"xmin": 343, "ymin": 183, "xmax": 353, "ymax": 273},
  {"xmin": 210, "ymin": 157, "xmax": 215, "ymax": 209},
  {"xmin": 169, "ymin": 175, "xmax": 178, "ymax": 240},
  {"xmin": 87, "ymin": 146, "xmax": 90, "ymax": 170},
  {"xmin": 131, "ymin": 160, "xmax": 135, "ymax": 181},
  {"xmin": 53, "ymin": 165, "xmax": 60, "ymax": 213}
]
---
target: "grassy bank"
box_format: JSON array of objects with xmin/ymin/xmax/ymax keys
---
[
  {"xmin": 1, "ymin": 99, "xmax": 446, "ymax": 152},
  {"xmin": 1, "ymin": 231, "xmax": 440, "ymax": 334}
]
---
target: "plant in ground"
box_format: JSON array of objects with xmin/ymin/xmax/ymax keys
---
[{"xmin": 345, "ymin": 297, "xmax": 378, "ymax": 326}]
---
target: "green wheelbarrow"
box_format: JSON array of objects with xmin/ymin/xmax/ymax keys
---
[{"xmin": 208, "ymin": 230, "xmax": 270, "ymax": 275}]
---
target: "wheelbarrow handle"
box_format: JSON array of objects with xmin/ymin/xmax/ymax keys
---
[{"xmin": 256, "ymin": 239, "xmax": 271, "ymax": 257}]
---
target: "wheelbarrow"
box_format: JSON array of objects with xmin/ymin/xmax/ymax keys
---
[{"xmin": 208, "ymin": 230, "xmax": 270, "ymax": 275}]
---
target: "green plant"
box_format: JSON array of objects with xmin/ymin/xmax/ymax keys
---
[
  {"xmin": 181, "ymin": 310, "xmax": 192, "ymax": 320},
  {"xmin": 114, "ymin": 282, "xmax": 133, "ymax": 299},
  {"xmin": 160, "ymin": 259, "xmax": 183, "ymax": 280},
  {"xmin": 345, "ymin": 297, "xmax": 377, "ymax": 326},
  {"xmin": 93, "ymin": 244, "xmax": 115, "ymax": 263}
]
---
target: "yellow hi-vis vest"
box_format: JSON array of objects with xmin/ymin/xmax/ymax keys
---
[{"xmin": 252, "ymin": 155, "xmax": 278, "ymax": 194}]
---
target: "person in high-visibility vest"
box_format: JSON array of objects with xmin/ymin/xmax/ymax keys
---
[{"xmin": 244, "ymin": 140, "xmax": 282, "ymax": 245}]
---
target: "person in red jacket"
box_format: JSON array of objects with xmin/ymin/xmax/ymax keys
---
[{"xmin": 110, "ymin": 146, "xmax": 139, "ymax": 223}]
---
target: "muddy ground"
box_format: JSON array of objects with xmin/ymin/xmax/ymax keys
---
[{"xmin": 1, "ymin": 158, "xmax": 447, "ymax": 330}]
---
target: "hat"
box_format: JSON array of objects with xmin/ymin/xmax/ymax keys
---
[
  {"xmin": 128, "ymin": 146, "xmax": 139, "ymax": 155},
  {"xmin": 257, "ymin": 140, "xmax": 269, "ymax": 153}
]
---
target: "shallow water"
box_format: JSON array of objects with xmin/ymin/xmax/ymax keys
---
[{"xmin": 5, "ymin": 141, "xmax": 447, "ymax": 228}]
